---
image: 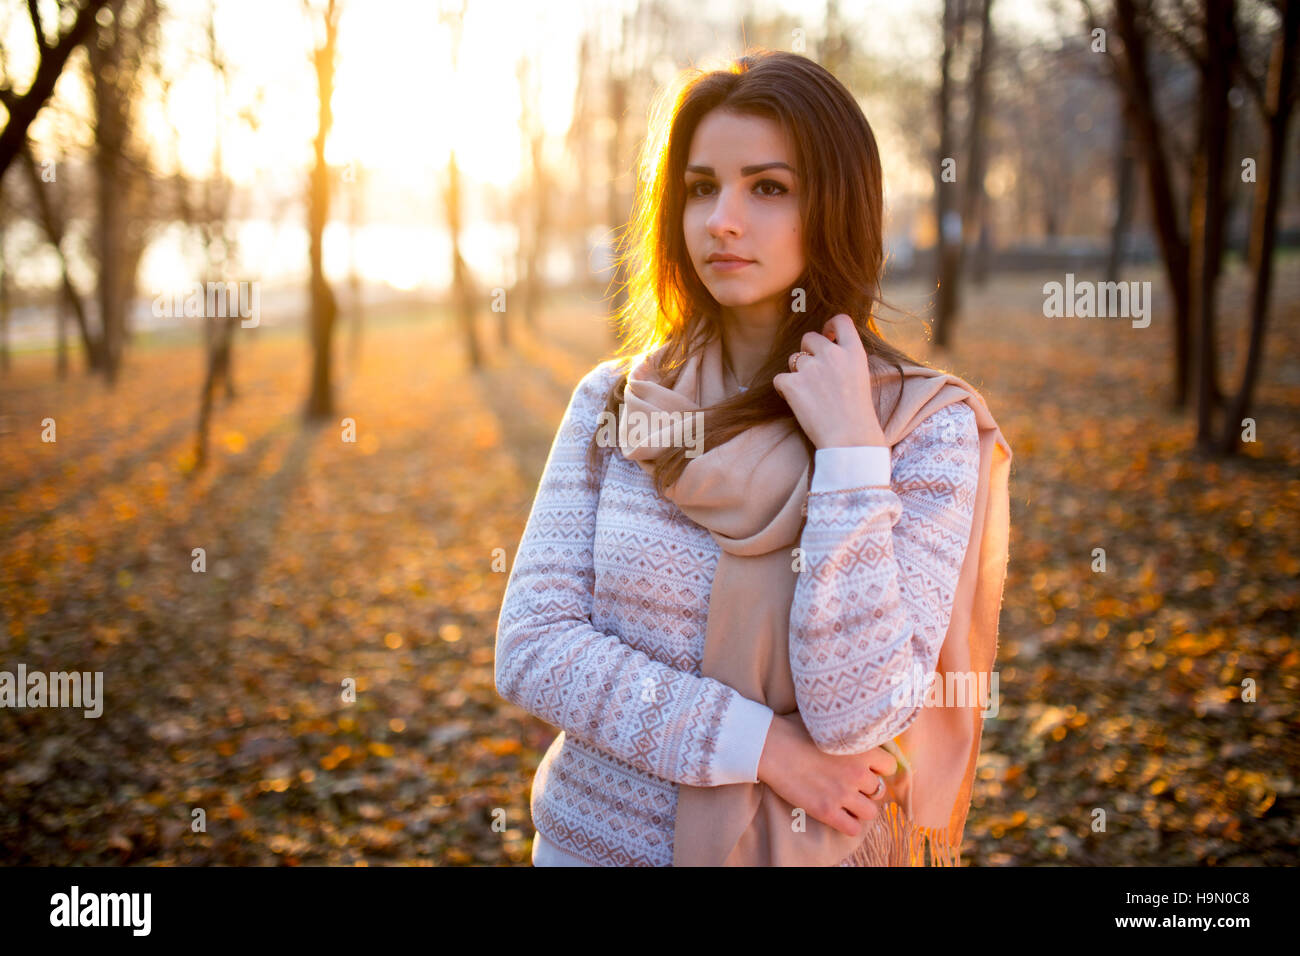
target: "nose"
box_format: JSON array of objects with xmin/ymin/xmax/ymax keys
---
[{"xmin": 705, "ymin": 183, "xmax": 743, "ymax": 238}]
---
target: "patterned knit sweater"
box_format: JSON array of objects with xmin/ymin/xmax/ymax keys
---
[{"xmin": 494, "ymin": 358, "xmax": 981, "ymax": 866}]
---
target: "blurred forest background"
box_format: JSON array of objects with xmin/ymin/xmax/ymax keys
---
[{"xmin": 0, "ymin": 0, "xmax": 1296, "ymax": 865}]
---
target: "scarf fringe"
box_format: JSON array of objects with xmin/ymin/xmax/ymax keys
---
[{"xmin": 834, "ymin": 801, "xmax": 962, "ymax": 867}]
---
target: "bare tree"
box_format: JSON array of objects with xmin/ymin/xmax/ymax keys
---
[
  {"xmin": 345, "ymin": 162, "xmax": 364, "ymax": 373},
  {"xmin": 1217, "ymin": 0, "xmax": 1299, "ymax": 454},
  {"xmin": 19, "ymin": 139, "xmax": 99, "ymax": 374},
  {"xmin": 933, "ymin": 0, "xmax": 995, "ymax": 349},
  {"xmin": 559, "ymin": 0, "xmax": 710, "ymax": 342},
  {"xmin": 1187, "ymin": 0, "xmax": 1239, "ymax": 452},
  {"xmin": 0, "ymin": 0, "xmax": 111, "ymax": 180},
  {"xmin": 0, "ymin": 1, "xmax": 120, "ymax": 377},
  {"xmin": 564, "ymin": 33, "xmax": 603, "ymax": 298},
  {"xmin": 515, "ymin": 52, "xmax": 549, "ymax": 343},
  {"xmin": 0, "ymin": 181, "xmax": 9, "ymax": 373},
  {"xmin": 186, "ymin": 0, "xmax": 252, "ymax": 468},
  {"xmin": 437, "ymin": 0, "xmax": 481, "ymax": 368},
  {"xmin": 932, "ymin": 0, "xmax": 959, "ymax": 348},
  {"xmin": 1097, "ymin": 0, "xmax": 1195, "ymax": 406},
  {"xmin": 1105, "ymin": 95, "xmax": 1139, "ymax": 285},
  {"xmin": 956, "ymin": 0, "xmax": 994, "ymax": 322},
  {"xmin": 821, "ymin": 0, "xmax": 853, "ymax": 79},
  {"xmin": 303, "ymin": 0, "xmax": 342, "ymax": 420},
  {"xmin": 83, "ymin": 0, "xmax": 164, "ymax": 385},
  {"xmin": 599, "ymin": 0, "xmax": 680, "ymax": 347},
  {"xmin": 1086, "ymin": 0, "xmax": 1293, "ymax": 453}
]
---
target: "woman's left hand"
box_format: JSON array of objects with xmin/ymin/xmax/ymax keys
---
[{"xmin": 773, "ymin": 314, "xmax": 887, "ymax": 449}]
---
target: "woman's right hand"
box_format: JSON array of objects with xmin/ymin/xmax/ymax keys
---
[{"xmin": 756, "ymin": 711, "xmax": 899, "ymax": 837}]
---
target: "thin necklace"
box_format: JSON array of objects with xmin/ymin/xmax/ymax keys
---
[{"xmin": 721, "ymin": 345, "xmax": 747, "ymax": 393}]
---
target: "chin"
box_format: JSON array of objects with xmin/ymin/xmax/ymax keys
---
[
  {"xmin": 706, "ymin": 285, "xmax": 762, "ymax": 306},
  {"xmin": 717, "ymin": 294, "xmax": 775, "ymax": 310}
]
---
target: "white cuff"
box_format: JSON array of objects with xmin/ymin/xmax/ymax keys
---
[
  {"xmin": 810, "ymin": 445, "xmax": 891, "ymax": 493},
  {"xmin": 712, "ymin": 694, "xmax": 775, "ymax": 785}
]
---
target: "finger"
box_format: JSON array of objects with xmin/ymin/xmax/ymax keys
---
[
  {"xmin": 844, "ymin": 790, "xmax": 880, "ymax": 823},
  {"xmin": 826, "ymin": 314, "xmax": 864, "ymax": 357},
  {"xmin": 866, "ymin": 751, "xmax": 898, "ymax": 778},
  {"xmin": 799, "ymin": 330, "xmax": 831, "ymax": 355},
  {"xmin": 863, "ymin": 775, "xmax": 889, "ymax": 802},
  {"xmin": 772, "ymin": 371, "xmax": 795, "ymax": 400},
  {"xmin": 830, "ymin": 806, "xmax": 865, "ymax": 838}
]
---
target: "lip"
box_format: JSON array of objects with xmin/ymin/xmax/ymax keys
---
[{"xmin": 707, "ymin": 256, "xmax": 754, "ymax": 272}]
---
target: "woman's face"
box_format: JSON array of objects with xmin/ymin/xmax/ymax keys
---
[{"xmin": 682, "ymin": 110, "xmax": 804, "ymax": 326}]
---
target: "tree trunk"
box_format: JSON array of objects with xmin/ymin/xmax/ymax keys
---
[
  {"xmin": 1189, "ymin": 0, "xmax": 1237, "ymax": 454},
  {"xmin": 445, "ymin": 152, "xmax": 481, "ymax": 368},
  {"xmin": 57, "ymin": 290, "xmax": 68, "ymax": 379},
  {"xmin": 518, "ymin": 55, "xmax": 543, "ymax": 338},
  {"xmin": 347, "ymin": 165, "xmax": 364, "ymax": 373},
  {"xmin": 1217, "ymin": 0, "xmax": 1299, "ymax": 455},
  {"xmin": 93, "ymin": 35, "xmax": 128, "ymax": 386},
  {"xmin": 305, "ymin": 0, "xmax": 341, "ymax": 421},
  {"xmin": 455, "ymin": 247, "xmax": 481, "ymax": 365},
  {"xmin": 20, "ymin": 141, "xmax": 101, "ymax": 373},
  {"xmin": 85, "ymin": 0, "xmax": 160, "ymax": 386},
  {"xmin": 195, "ymin": 313, "xmax": 236, "ymax": 469},
  {"xmin": 932, "ymin": 0, "xmax": 962, "ymax": 349},
  {"xmin": 958, "ymin": 0, "xmax": 994, "ymax": 295},
  {"xmin": 0, "ymin": 196, "xmax": 8, "ymax": 375},
  {"xmin": 523, "ymin": 143, "xmax": 547, "ymax": 337},
  {"xmin": 1106, "ymin": 96, "xmax": 1137, "ymax": 286},
  {"xmin": 1111, "ymin": 0, "xmax": 1193, "ymax": 409},
  {"xmin": 568, "ymin": 35, "xmax": 599, "ymax": 297}
]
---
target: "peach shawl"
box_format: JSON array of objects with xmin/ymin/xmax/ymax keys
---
[{"xmin": 618, "ymin": 330, "xmax": 1012, "ymax": 866}]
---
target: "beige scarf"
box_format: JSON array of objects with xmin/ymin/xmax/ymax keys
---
[{"xmin": 617, "ymin": 328, "xmax": 1012, "ymax": 866}]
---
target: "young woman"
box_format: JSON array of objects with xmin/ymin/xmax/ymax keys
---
[{"xmin": 495, "ymin": 49, "xmax": 1012, "ymax": 867}]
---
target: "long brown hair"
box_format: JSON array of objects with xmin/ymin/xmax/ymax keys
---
[{"xmin": 586, "ymin": 48, "xmax": 926, "ymax": 495}]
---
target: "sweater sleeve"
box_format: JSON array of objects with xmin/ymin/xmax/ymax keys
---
[
  {"xmin": 494, "ymin": 361, "xmax": 775, "ymax": 788},
  {"xmin": 810, "ymin": 445, "xmax": 891, "ymax": 493},
  {"xmin": 790, "ymin": 401, "xmax": 981, "ymax": 754}
]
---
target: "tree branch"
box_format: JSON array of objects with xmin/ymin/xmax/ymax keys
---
[
  {"xmin": 0, "ymin": 0, "xmax": 111, "ymax": 180},
  {"xmin": 27, "ymin": 0, "xmax": 46, "ymax": 51},
  {"xmin": 1149, "ymin": 0, "xmax": 1205, "ymax": 67}
]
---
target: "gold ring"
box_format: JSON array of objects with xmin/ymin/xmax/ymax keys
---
[{"xmin": 789, "ymin": 350, "xmax": 810, "ymax": 373}]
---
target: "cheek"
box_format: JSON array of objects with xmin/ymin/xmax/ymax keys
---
[
  {"xmin": 780, "ymin": 213, "xmax": 804, "ymax": 271},
  {"xmin": 776, "ymin": 212, "xmax": 800, "ymax": 252},
  {"xmin": 682, "ymin": 207, "xmax": 704, "ymax": 247},
  {"xmin": 757, "ymin": 204, "xmax": 798, "ymax": 241}
]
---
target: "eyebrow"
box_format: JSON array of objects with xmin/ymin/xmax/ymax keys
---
[{"xmin": 685, "ymin": 162, "xmax": 795, "ymax": 177}]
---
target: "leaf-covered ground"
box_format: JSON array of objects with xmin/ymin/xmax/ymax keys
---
[{"xmin": 1, "ymin": 263, "xmax": 1297, "ymax": 865}]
